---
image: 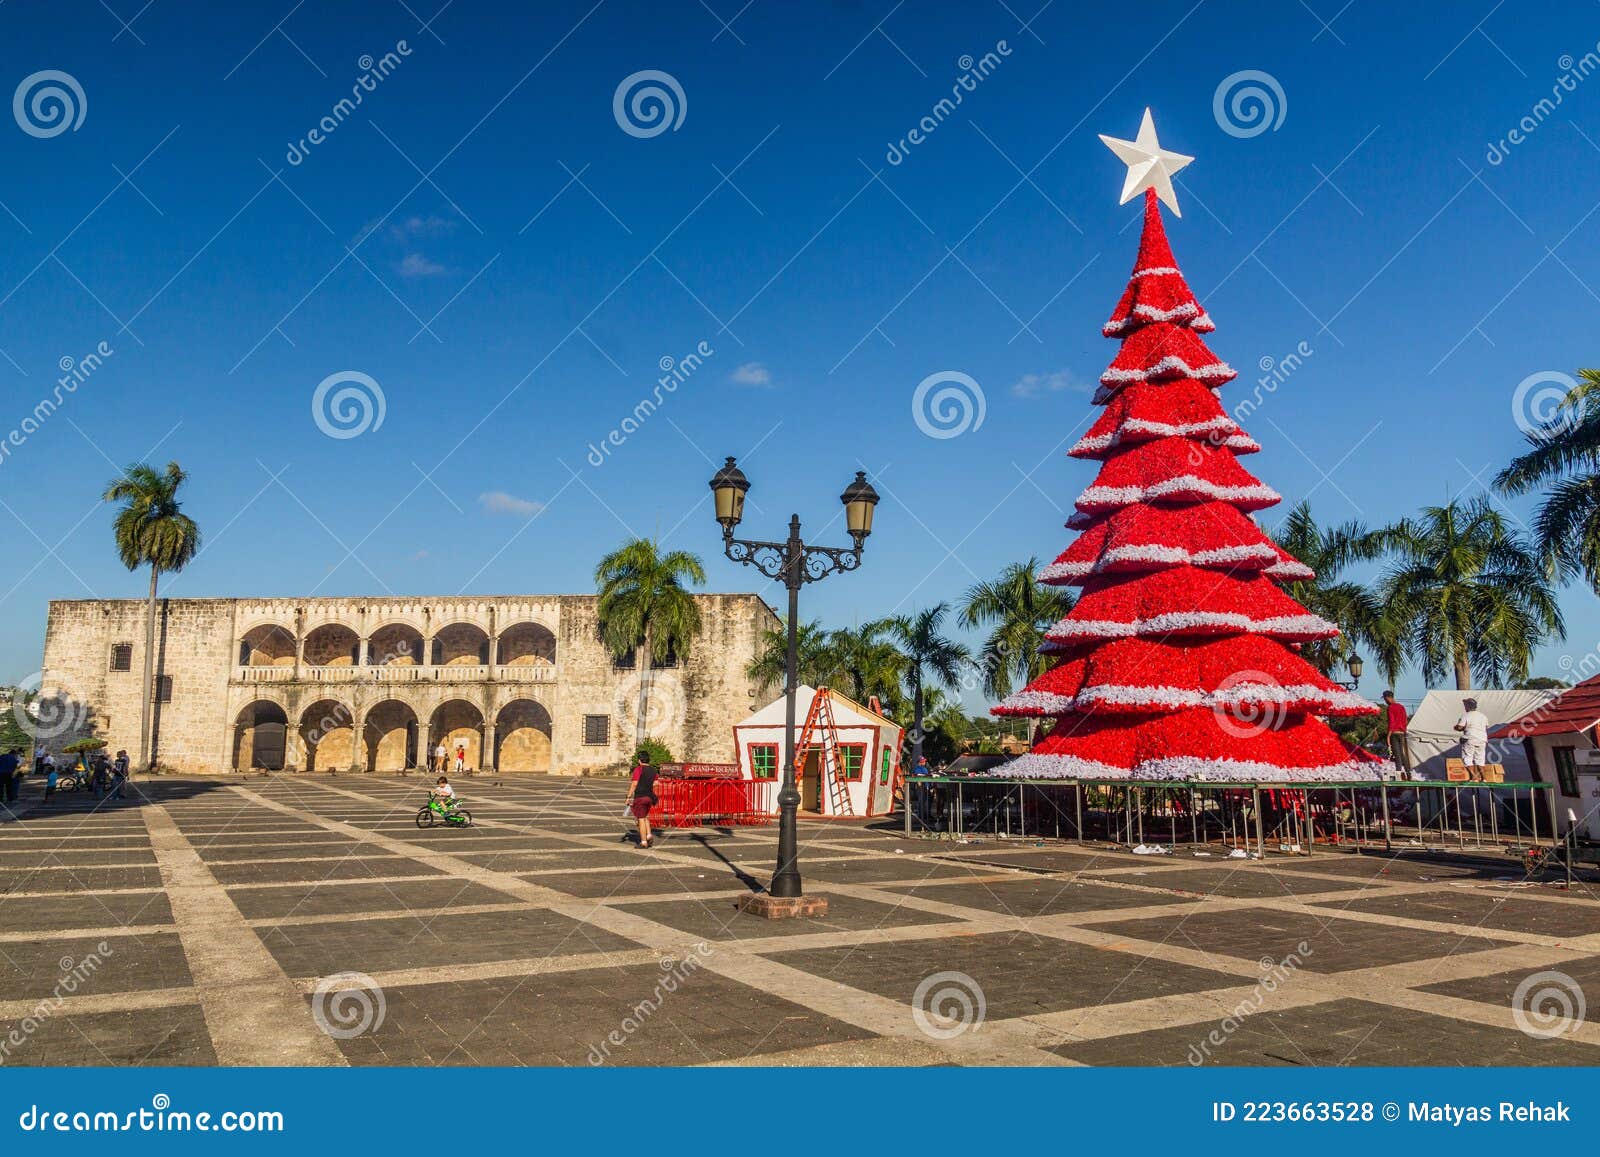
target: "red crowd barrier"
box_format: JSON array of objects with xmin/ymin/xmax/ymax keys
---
[{"xmin": 649, "ymin": 777, "xmax": 772, "ymax": 827}]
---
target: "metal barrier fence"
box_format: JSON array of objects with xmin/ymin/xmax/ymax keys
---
[
  {"xmin": 903, "ymin": 776, "xmax": 1556, "ymax": 860},
  {"xmin": 650, "ymin": 778, "xmax": 772, "ymax": 828}
]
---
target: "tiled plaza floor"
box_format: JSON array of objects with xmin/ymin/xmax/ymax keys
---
[{"xmin": 3, "ymin": 773, "xmax": 1600, "ymax": 1066}]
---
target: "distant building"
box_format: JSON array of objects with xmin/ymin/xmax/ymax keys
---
[{"xmin": 39, "ymin": 593, "xmax": 777, "ymax": 774}]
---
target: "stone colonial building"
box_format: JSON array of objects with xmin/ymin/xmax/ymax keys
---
[{"xmin": 39, "ymin": 593, "xmax": 777, "ymax": 775}]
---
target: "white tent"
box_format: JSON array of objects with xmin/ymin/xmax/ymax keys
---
[
  {"xmin": 732, "ymin": 685, "xmax": 902, "ymax": 817},
  {"xmin": 1407, "ymin": 689, "xmax": 1559, "ymax": 781}
]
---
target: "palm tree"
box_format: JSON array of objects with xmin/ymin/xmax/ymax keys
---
[
  {"xmin": 821, "ymin": 624, "xmax": 905, "ymax": 713},
  {"xmin": 1268, "ymin": 503, "xmax": 1390, "ymax": 678},
  {"xmin": 747, "ymin": 619, "xmax": 834, "ymax": 692},
  {"xmin": 104, "ymin": 461, "xmax": 200, "ymax": 771},
  {"xmin": 959, "ymin": 558, "xmax": 1074, "ymax": 699},
  {"xmin": 1495, "ymin": 368, "xmax": 1600, "ymax": 587},
  {"xmin": 594, "ymin": 538, "xmax": 706, "ymax": 750},
  {"xmin": 878, "ymin": 605, "xmax": 971, "ymax": 767},
  {"xmin": 1369, "ymin": 497, "xmax": 1563, "ymax": 689}
]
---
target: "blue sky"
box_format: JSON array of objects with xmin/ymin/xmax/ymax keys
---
[{"xmin": 2, "ymin": 0, "xmax": 1598, "ymax": 708}]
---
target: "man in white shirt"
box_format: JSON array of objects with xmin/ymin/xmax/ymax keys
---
[
  {"xmin": 434, "ymin": 742, "xmax": 447, "ymax": 774},
  {"xmin": 1454, "ymin": 697, "xmax": 1490, "ymax": 776}
]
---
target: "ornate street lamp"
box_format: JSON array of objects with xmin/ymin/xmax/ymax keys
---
[
  {"xmin": 709, "ymin": 458, "xmax": 880, "ymax": 918},
  {"xmin": 1337, "ymin": 653, "xmax": 1364, "ymax": 691}
]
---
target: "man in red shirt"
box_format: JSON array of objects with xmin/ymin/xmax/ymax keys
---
[{"xmin": 1382, "ymin": 690, "xmax": 1411, "ymax": 777}]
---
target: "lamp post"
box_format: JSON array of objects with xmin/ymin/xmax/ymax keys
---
[
  {"xmin": 709, "ymin": 457, "xmax": 879, "ymax": 917},
  {"xmin": 1336, "ymin": 653, "xmax": 1364, "ymax": 691}
]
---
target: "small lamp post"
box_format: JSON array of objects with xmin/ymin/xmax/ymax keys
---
[
  {"xmin": 1337, "ymin": 653, "xmax": 1364, "ymax": 691},
  {"xmin": 709, "ymin": 457, "xmax": 879, "ymax": 918}
]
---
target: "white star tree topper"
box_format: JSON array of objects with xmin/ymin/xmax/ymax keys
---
[{"xmin": 1099, "ymin": 108, "xmax": 1194, "ymax": 216}]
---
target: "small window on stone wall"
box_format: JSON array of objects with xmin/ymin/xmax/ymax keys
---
[
  {"xmin": 109, "ymin": 643, "xmax": 133, "ymax": 672},
  {"xmin": 154, "ymin": 675, "xmax": 173, "ymax": 703},
  {"xmin": 583, "ymin": 714, "xmax": 610, "ymax": 745}
]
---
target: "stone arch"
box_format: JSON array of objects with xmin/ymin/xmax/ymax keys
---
[
  {"xmin": 433, "ymin": 622, "xmax": 489, "ymax": 666},
  {"xmin": 299, "ymin": 698, "xmax": 356, "ymax": 772},
  {"xmin": 498, "ymin": 621, "xmax": 556, "ymax": 667},
  {"xmin": 367, "ymin": 622, "xmax": 424, "ymax": 666},
  {"xmin": 304, "ymin": 623, "xmax": 360, "ymax": 667},
  {"xmin": 238, "ymin": 624, "xmax": 296, "ymax": 667},
  {"xmin": 362, "ymin": 700, "xmax": 418, "ymax": 772},
  {"xmin": 429, "ymin": 699, "xmax": 484, "ymax": 769},
  {"xmin": 495, "ymin": 699, "xmax": 552, "ymax": 772},
  {"xmin": 233, "ymin": 700, "xmax": 288, "ymax": 770}
]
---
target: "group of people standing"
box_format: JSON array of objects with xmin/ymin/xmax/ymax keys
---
[
  {"xmin": 1382, "ymin": 690, "xmax": 1493, "ymax": 777},
  {"xmin": 432, "ymin": 740, "xmax": 470, "ymax": 775}
]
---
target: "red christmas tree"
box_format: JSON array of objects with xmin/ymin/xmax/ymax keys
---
[{"xmin": 994, "ymin": 188, "xmax": 1385, "ymax": 782}]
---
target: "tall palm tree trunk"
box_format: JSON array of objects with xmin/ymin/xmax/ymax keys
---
[
  {"xmin": 139, "ymin": 566, "xmax": 160, "ymax": 771},
  {"xmin": 635, "ymin": 622, "xmax": 653, "ymax": 751},
  {"xmin": 1453, "ymin": 647, "xmax": 1472, "ymax": 691},
  {"xmin": 909, "ymin": 674, "xmax": 924, "ymax": 767}
]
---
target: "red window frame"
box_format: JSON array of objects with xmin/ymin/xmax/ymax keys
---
[
  {"xmin": 839, "ymin": 742, "xmax": 867, "ymax": 781},
  {"xmin": 748, "ymin": 742, "xmax": 779, "ymax": 780}
]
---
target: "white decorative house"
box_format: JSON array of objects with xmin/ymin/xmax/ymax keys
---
[{"xmin": 733, "ymin": 685, "xmax": 902, "ymax": 817}]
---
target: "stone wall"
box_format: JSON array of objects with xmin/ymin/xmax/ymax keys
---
[{"xmin": 39, "ymin": 593, "xmax": 779, "ymax": 774}]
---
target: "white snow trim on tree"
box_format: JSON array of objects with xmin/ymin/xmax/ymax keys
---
[
  {"xmin": 994, "ymin": 753, "xmax": 1390, "ymax": 783},
  {"xmin": 1130, "ymin": 266, "xmax": 1182, "ymax": 278},
  {"xmin": 1102, "ymin": 304, "xmax": 1216, "ymax": 334},
  {"xmin": 1077, "ymin": 478, "xmax": 1281, "ymax": 508},
  {"xmin": 1264, "ymin": 559, "xmax": 1315, "ymax": 580},
  {"xmin": 1037, "ymin": 543, "xmax": 1280, "ymax": 581},
  {"xmin": 1042, "ymin": 611, "xmax": 1339, "ymax": 644},
  {"xmin": 1100, "ymin": 357, "xmax": 1236, "ymax": 385},
  {"xmin": 996, "ymin": 684, "xmax": 1376, "ymax": 715},
  {"xmin": 1069, "ymin": 419, "xmax": 1257, "ymax": 454}
]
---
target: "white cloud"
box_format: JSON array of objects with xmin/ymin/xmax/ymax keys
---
[
  {"xmin": 391, "ymin": 214, "xmax": 455, "ymax": 239},
  {"xmin": 398, "ymin": 252, "xmax": 446, "ymax": 278},
  {"xmin": 1011, "ymin": 370, "xmax": 1090, "ymax": 398},
  {"xmin": 478, "ymin": 491, "xmax": 543, "ymax": 517},
  {"xmin": 730, "ymin": 361, "xmax": 772, "ymax": 387}
]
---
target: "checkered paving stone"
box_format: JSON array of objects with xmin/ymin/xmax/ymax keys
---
[
  {"xmin": 5, "ymin": 772, "xmax": 1600, "ymax": 1067},
  {"xmin": 228, "ymin": 880, "xmax": 519, "ymax": 921},
  {"xmin": 0, "ymin": 891, "xmax": 174, "ymax": 932},
  {"xmin": 1312, "ymin": 888, "xmax": 1600, "ymax": 937},
  {"xmin": 0, "ymin": 1004, "xmax": 216, "ymax": 1067},
  {"xmin": 1093, "ymin": 906, "xmax": 1512, "ymax": 972},
  {"xmin": 764, "ymin": 931, "xmax": 1246, "ymax": 1020},
  {"xmin": 318, "ymin": 968, "xmax": 874, "ymax": 1066},
  {"xmin": 878, "ymin": 877, "xmax": 1202, "ymax": 918},
  {"xmin": 0, "ymin": 933, "xmax": 192, "ymax": 999},
  {"xmin": 1418, "ymin": 955, "xmax": 1600, "ymax": 1022},
  {"xmin": 259, "ymin": 908, "xmax": 640, "ymax": 977},
  {"xmin": 1054, "ymin": 997, "xmax": 1600, "ymax": 1066}
]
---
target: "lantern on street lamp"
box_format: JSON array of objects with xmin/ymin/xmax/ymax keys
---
[
  {"xmin": 840, "ymin": 471, "xmax": 880, "ymax": 544},
  {"xmin": 710, "ymin": 456, "xmax": 750, "ymax": 535},
  {"xmin": 1338, "ymin": 653, "xmax": 1364, "ymax": 691}
]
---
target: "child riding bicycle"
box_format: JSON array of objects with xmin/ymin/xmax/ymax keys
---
[{"xmin": 428, "ymin": 775, "xmax": 460, "ymax": 817}]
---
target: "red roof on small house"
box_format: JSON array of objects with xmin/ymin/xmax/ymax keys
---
[{"xmin": 1492, "ymin": 675, "xmax": 1600, "ymax": 738}]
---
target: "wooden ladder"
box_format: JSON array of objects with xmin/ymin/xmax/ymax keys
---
[{"xmin": 794, "ymin": 688, "xmax": 854, "ymax": 817}]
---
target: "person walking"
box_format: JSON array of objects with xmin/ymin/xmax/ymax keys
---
[
  {"xmin": 453, "ymin": 742, "xmax": 466, "ymax": 775},
  {"xmin": 0, "ymin": 748, "xmax": 21, "ymax": 805},
  {"xmin": 625, "ymin": 753, "xmax": 660, "ymax": 850},
  {"xmin": 434, "ymin": 741, "xmax": 447, "ymax": 775},
  {"xmin": 1382, "ymin": 691, "xmax": 1412, "ymax": 778},
  {"xmin": 111, "ymin": 749, "xmax": 130, "ymax": 799},
  {"xmin": 43, "ymin": 759, "xmax": 58, "ymax": 801},
  {"xmin": 1455, "ymin": 697, "xmax": 1491, "ymax": 779}
]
